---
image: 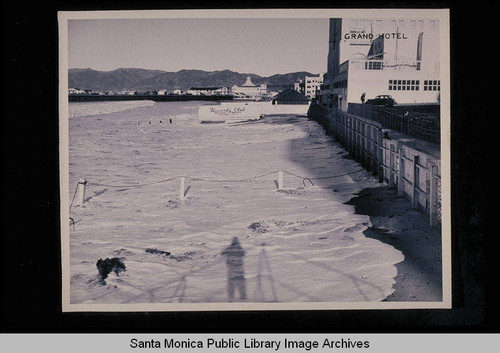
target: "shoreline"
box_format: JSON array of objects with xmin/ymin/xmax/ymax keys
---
[
  {"xmin": 346, "ymin": 185, "xmax": 442, "ymax": 302},
  {"xmin": 69, "ymin": 94, "xmax": 233, "ymax": 102}
]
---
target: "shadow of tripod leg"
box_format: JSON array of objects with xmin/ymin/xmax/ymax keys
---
[
  {"xmin": 237, "ymin": 278, "xmax": 247, "ymax": 300},
  {"xmin": 227, "ymin": 279, "xmax": 235, "ymax": 302},
  {"xmin": 253, "ymin": 248, "xmax": 279, "ymax": 302},
  {"xmin": 263, "ymin": 250, "xmax": 278, "ymax": 302}
]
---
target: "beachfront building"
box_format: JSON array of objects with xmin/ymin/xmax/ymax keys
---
[
  {"xmin": 272, "ymin": 89, "xmax": 310, "ymax": 105},
  {"xmin": 319, "ymin": 18, "xmax": 440, "ymax": 111},
  {"xmin": 231, "ymin": 76, "xmax": 268, "ymax": 100},
  {"xmin": 116, "ymin": 90, "xmax": 136, "ymax": 95},
  {"xmin": 267, "ymin": 83, "xmax": 294, "ymax": 93},
  {"xmin": 304, "ymin": 74, "xmax": 324, "ymax": 100},
  {"xmin": 187, "ymin": 86, "xmax": 230, "ymax": 96},
  {"xmin": 68, "ymin": 88, "xmax": 86, "ymax": 95},
  {"xmin": 294, "ymin": 78, "xmax": 305, "ymax": 95}
]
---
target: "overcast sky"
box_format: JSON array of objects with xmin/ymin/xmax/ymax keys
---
[{"xmin": 68, "ymin": 18, "xmax": 329, "ymax": 77}]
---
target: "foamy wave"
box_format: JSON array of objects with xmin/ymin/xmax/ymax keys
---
[{"xmin": 69, "ymin": 100, "xmax": 156, "ymax": 118}]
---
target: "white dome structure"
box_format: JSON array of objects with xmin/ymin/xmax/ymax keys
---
[{"xmin": 242, "ymin": 76, "xmax": 256, "ymax": 87}]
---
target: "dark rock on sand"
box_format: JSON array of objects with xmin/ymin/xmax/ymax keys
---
[{"xmin": 96, "ymin": 257, "xmax": 126, "ymax": 284}]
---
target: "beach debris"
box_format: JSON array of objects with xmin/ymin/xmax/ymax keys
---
[
  {"xmin": 96, "ymin": 257, "xmax": 126, "ymax": 284},
  {"xmin": 248, "ymin": 221, "xmax": 269, "ymax": 233},
  {"xmin": 168, "ymin": 251, "xmax": 196, "ymax": 262},
  {"xmin": 112, "ymin": 248, "xmax": 133, "ymax": 256},
  {"xmin": 145, "ymin": 248, "xmax": 171, "ymax": 256}
]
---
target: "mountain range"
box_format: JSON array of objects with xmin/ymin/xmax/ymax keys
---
[{"xmin": 68, "ymin": 68, "xmax": 316, "ymax": 92}]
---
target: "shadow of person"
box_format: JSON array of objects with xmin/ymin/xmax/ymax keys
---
[{"xmin": 221, "ymin": 237, "xmax": 247, "ymax": 302}]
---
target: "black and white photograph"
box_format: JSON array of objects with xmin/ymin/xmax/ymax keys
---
[{"xmin": 58, "ymin": 9, "xmax": 451, "ymax": 311}]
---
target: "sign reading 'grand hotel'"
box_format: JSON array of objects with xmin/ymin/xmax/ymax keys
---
[{"xmin": 344, "ymin": 32, "xmax": 409, "ymax": 40}]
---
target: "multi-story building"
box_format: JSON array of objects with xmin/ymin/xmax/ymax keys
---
[
  {"xmin": 304, "ymin": 74, "xmax": 324, "ymax": 100},
  {"xmin": 319, "ymin": 18, "xmax": 440, "ymax": 111}
]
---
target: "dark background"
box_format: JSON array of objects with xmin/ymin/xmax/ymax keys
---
[{"xmin": 2, "ymin": 1, "xmax": 498, "ymax": 333}]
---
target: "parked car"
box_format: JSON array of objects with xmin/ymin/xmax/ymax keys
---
[{"xmin": 365, "ymin": 95, "xmax": 397, "ymax": 107}]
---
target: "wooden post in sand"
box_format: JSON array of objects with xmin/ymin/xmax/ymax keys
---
[
  {"xmin": 179, "ymin": 177, "xmax": 186, "ymax": 201},
  {"xmin": 77, "ymin": 178, "xmax": 86, "ymax": 206},
  {"xmin": 278, "ymin": 171, "xmax": 283, "ymax": 191}
]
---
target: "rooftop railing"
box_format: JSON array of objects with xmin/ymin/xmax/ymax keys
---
[{"xmin": 347, "ymin": 59, "xmax": 421, "ymax": 71}]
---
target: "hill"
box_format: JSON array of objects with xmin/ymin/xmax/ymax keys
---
[{"xmin": 68, "ymin": 68, "xmax": 317, "ymax": 92}]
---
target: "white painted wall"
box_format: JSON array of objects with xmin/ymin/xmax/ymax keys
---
[{"xmin": 199, "ymin": 102, "xmax": 311, "ymax": 121}]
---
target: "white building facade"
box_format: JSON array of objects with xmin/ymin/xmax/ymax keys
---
[
  {"xmin": 304, "ymin": 74, "xmax": 324, "ymax": 100},
  {"xmin": 231, "ymin": 76, "xmax": 268, "ymax": 100},
  {"xmin": 187, "ymin": 86, "xmax": 230, "ymax": 96},
  {"xmin": 68, "ymin": 88, "xmax": 86, "ymax": 95},
  {"xmin": 294, "ymin": 79, "xmax": 304, "ymax": 95},
  {"xmin": 319, "ymin": 18, "xmax": 441, "ymax": 111}
]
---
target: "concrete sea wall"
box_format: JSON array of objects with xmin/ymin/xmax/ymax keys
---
[{"xmin": 308, "ymin": 104, "xmax": 441, "ymax": 227}]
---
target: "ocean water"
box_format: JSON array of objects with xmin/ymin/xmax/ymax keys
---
[{"xmin": 67, "ymin": 100, "xmax": 403, "ymax": 305}]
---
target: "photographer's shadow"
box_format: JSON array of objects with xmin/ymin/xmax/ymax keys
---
[{"xmin": 221, "ymin": 237, "xmax": 247, "ymax": 302}]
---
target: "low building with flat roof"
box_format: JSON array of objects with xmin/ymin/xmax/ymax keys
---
[
  {"xmin": 187, "ymin": 86, "xmax": 230, "ymax": 96},
  {"xmin": 272, "ymin": 89, "xmax": 310, "ymax": 105}
]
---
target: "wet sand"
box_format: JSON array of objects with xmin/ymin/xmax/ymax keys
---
[{"xmin": 346, "ymin": 185, "xmax": 442, "ymax": 302}]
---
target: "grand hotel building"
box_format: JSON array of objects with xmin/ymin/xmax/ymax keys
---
[{"xmin": 319, "ymin": 18, "xmax": 440, "ymax": 111}]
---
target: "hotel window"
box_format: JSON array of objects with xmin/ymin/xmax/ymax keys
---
[
  {"xmin": 365, "ymin": 61, "xmax": 383, "ymax": 70},
  {"xmin": 389, "ymin": 79, "xmax": 420, "ymax": 91},
  {"xmin": 424, "ymin": 80, "xmax": 440, "ymax": 91}
]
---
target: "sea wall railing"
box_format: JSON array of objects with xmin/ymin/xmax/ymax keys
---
[
  {"xmin": 347, "ymin": 103, "xmax": 440, "ymax": 144},
  {"xmin": 373, "ymin": 109, "xmax": 440, "ymax": 144},
  {"xmin": 308, "ymin": 104, "xmax": 441, "ymax": 227}
]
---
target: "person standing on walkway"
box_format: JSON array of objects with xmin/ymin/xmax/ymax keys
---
[{"xmin": 222, "ymin": 237, "xmax": 247, "ymax": 301}]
